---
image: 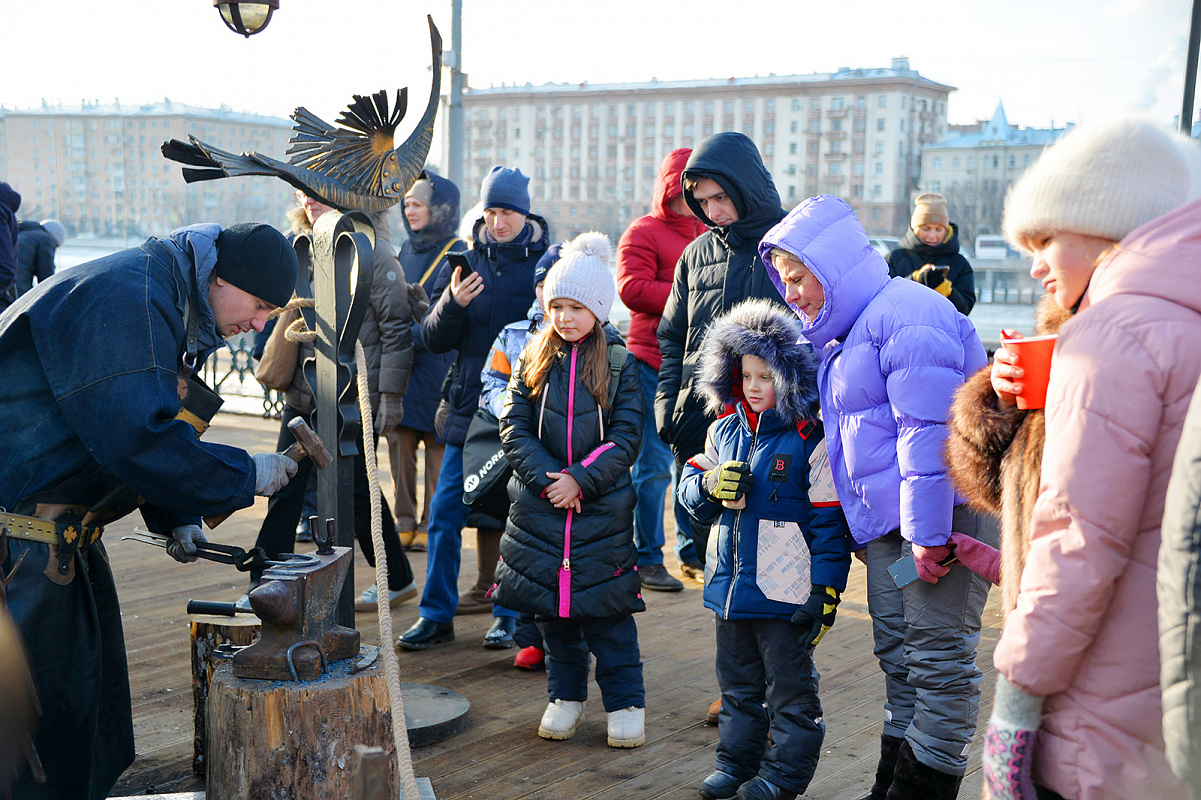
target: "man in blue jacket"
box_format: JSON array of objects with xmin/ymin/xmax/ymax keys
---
[{"xmin": 0, "ymin": 222, "xmax": 300, "ymax": 800}]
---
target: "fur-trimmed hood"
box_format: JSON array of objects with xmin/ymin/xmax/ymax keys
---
[{"xmin": 697, "ymin": 298, "xmax": 819, "ymax": 426}]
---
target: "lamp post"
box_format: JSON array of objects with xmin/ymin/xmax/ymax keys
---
[{"xmin": 214, "ymin": 0, "xmax": 278, "ymax": 37}]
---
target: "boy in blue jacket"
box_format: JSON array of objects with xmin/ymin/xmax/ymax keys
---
[{"xmin": 679, "ymin": 299, "xmax": 852, "ymax": 800}]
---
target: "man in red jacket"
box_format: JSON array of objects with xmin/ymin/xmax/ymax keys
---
[{"xmin": 616, "ymin": 148, "xmax": 706, "ymax": 590}]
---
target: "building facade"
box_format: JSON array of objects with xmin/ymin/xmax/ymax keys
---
[
  {"xmin": 918, "ymin": 104, "xmax": 1068, "ymax": 246},
  {"xmin": 453, "ymin": 57, "xmax": 953, "ymax": 242},
  {"xmin": 0, "ymin": 100, "xmax": 295, "ymax": 238}
]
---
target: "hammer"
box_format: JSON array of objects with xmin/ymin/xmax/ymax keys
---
[{"xmin": 204, "ymin": 417, "xmax": 333, "ymax": 529}]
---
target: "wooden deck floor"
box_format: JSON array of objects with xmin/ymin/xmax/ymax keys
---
[{"xmin": 107, "ymin": 413, "xmax": 1003, "ymax": 799}]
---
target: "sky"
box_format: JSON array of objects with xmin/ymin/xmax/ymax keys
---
[{"xmin": 3, "ymin": 0, "xmax": 1193, "ymax": 166}]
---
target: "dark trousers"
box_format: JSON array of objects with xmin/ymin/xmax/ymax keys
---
[
  {"xmin": 515, "ymin": 613, "xmax": 543, "ymax": 650},
  {"xmin": 715, "ymin": 616, "xmax": 825, "ymax": 795},
  {"xmin": 537, "ymin": 614, "xmax": 645, "ymax": 712},
  {"xmin": 252, "ymin": 405, "xmax": 413, "ymax": 590}
]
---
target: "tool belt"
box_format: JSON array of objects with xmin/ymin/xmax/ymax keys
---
[{"xmin": 2, "ymin": 506, "xmax": 104, "ymax": 580}]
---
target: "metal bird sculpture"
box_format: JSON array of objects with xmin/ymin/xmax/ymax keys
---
[{"xmin": 161, "ymin": 15, "xmax": 441, "ymax": 213}]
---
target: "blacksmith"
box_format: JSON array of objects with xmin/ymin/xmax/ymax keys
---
[{"xmin": 0, "ymin": 222, "xmax": 300, "ymax": 800}]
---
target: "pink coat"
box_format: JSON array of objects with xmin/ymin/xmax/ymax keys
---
[{"xmin": 993, "ymin": 199, "xmax": 1201, "ymax": 800}]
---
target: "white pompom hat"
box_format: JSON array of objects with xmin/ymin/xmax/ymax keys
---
[
  {"xmin": 1002, "ymin": 117, "xmax": 1200, "ymax": 251},
  {"xmin": 544, "ymin": 231, "xmax": 615, "ymax": 323}
]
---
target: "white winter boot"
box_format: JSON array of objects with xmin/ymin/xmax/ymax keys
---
[
  {"xmin": 606, "ymin": 706, "xmax": 645, "ymax": 748},
  {"xmin": 537, "ymin": 700, "xmax": 584, "ymax": 740}
]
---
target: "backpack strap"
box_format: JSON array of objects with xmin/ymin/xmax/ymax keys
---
[
  {"xmin": 606, "ymin": 343, "xmax": 627, "ymax": 411},
  {"xmin": 419, "ymin": 238, "xmax": 462, "ymax": 289}
]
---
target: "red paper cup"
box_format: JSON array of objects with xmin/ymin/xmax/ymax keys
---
[{"xmin": 1002, "ymin": 334, "xmax": 1058, "ymax": 410}]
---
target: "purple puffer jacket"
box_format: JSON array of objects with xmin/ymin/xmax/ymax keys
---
[{"xmin": 760, "ymin": 196, "xmax": 986, "ymax": 547}]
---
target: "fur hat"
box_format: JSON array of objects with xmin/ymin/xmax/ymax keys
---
[
  {"xmin": 215, "ymin": 223, "xmax": 299, "ymax": 308},
  {"xmin": 697, "ymin": 298, "xmax": 819, "ymax": 426},
  {"xmin": 480, "ymin": 165, "xmax": 531, "ymax": 216},
  {"xmin": 544, "ymin": 232, "xmax": 615, "ymax": 322},
  {"xmin": 911, "ymin": 193, "xmax": 948, "ymax": 230},
  {"xmin": 1003, "ymin": 117, "xmax": 1200, "ymax": 250}
]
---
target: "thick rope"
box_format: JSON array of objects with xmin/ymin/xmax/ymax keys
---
[
  {"xmin": 270, "ymin": 296, "xmax": 319, "ymax": 343},
  {"xmin": 355, "ymin": 340, "xmax": 420, "ymax": 800}
]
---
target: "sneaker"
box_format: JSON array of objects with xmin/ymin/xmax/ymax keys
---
[
  {"xmin": 406, "ymin": 532, "xmax": 428, "ymax": 552},
  {"xmin": 606, "ymin": 706, "xmax": 645, "ymax": 748},
  {"xmin": 397, "ymin": 529, "xmax": 417, "ymax": 548},
  {"xmin": 355, "ymin": 581, "xmax": 418, "ymax": 612},
  {"xmin": 680, "ymin": 560, "xmax": 704, "ymax": 581},
  {"xmin": 639, "ymin": 563, "xmax": 684, "ymax": 592},
  {"xmin": 514, "ymin": 646, "xmax": 545, "ymax": 670},
  {"xmin": 537, "ymin": 699, "xmax": 584, "ymax": 740}
]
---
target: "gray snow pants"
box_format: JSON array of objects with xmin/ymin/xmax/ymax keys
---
[{"xmin": 863, "ymin": 504, "xmax": 998, "ymax": 775}]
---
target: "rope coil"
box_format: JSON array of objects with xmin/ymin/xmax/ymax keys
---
[{"xmin": 269, "ymin": 297, "xmax": 318, "ymax": 343}]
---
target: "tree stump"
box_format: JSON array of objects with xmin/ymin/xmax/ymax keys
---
[
  {"xmin": 190, "ymin": 614, "xmax": 261, "ymax": 776},
  {"xmin": 206, "ymin": 657, "xmax": 396, "ymax": 800}
]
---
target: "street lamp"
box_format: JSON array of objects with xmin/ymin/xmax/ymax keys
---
[{"xmin": 214, "ymin": 0, "xmax": 278, "ymax": 37}]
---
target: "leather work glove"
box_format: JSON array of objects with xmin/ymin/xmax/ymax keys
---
[
  {"xmin": 700, "ymin": 460, "xmax": 754, "ymax": 504},
  {"xmin": 912, "ymin": 543, "xmax": 955, "ymax": 584},
  {"xmin": 982, "ymin": 675, "xmax": 1043, "ymax": 800},
  {"xmin": 252, "ymin": 452, "xmax": 299, "ymax": 496},
  {"xmin": 167, "ymin": 524, "xmax": 207, "ymax": 564},
  {"xmin": 910, "ymin": 265, "xmax": 953, "ymax": 297},
  {"xmin": 791, "ymin": 585, "xmax": 840, "ymax": 646},
  {"xmin": 376, "ymin": 392, "xmax": 405, "ymax": 434}
]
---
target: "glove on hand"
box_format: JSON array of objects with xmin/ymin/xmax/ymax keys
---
[
  {"xmin": 701, "ymin": 460, "xmax": 754, "ymax": 503},
  {"xmin": 949, "ymin": 532, "xmax": 1001, "ymax": 585},
  {"xmin": 376, "ymin": 392, "xmax": 405, "ymax": 434},
  {"xmin": 791, "ymin": 585, "xmax": 841, "ymax": 646},
  {"xmin": 982, "ymin": 675, "xmax": 1043, "ymax": 800},
  {"xmin": 912, "ymin": 543, "xmax": 954, "ymax": 584},
  {"xmin": 167, "ymin": 524, "xmax": 207, "ymax": 564},
  {"xmin": 252, "ymin": 452, "xmax": 299, "ymax": 496}
]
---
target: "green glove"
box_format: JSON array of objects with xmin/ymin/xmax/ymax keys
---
[
  {"xmin": 791, "ymin": 585, "xmax": 840, "ymax": 646},
  {"xmin": 701, "ymin": 460, "xmax": 754, "ymax": 503}
]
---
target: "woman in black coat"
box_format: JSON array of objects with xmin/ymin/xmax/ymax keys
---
[{"xmin": 886, "ymin": 193, "xmax": 976, "ymax": 315}]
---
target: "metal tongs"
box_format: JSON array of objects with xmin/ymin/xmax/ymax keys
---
[{"xmin": 123, "ymin": 528, "xmax": 269, "ymax": 572}]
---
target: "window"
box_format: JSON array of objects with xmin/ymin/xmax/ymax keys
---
[
  {"xmin": 790, "ymin": 120, "xmax": 799, "ymax": 133},
  {"xmin": 788, "ymin": 185, "xmax": 797, "ymax": 200},
  {"xmin": 933, "ymin": 157, "xmax": 942, "ymax": 170},
  {"xmin": 724, "ymin": 101, "xmax": 734, "ymax": 114},
  {"xmin": 704, "ymin": 101, "xmax": 714, "ymax": 114},
  {"xmin": 874, "ymin": 162, "xmax": 884, "ymax": 175},
  {"xmin": 607, "ymin": 145, "xmax": 617, "ymax": 157},
  {"xmin": 853, "ymin": 139, "xmax": 865, "ymax": 154},
  {"xmin": 572, "ymin": 106, "xmax": 581, "ymax": 119},
  {"xmin": 877, "ymin": 94, "xmax": 887, "ymax": 109},
  {"xmin": 515, "ymin": 127, "xmax": 521, "ymax": 139},
  {"xmin": 810, "ymin": 98, "xmax": 820, "ymax": 111},
  {"xmin": 828, "ymin": 162, "xmax": 841, "ymax": 175},
  {"xmin": 830, "ymin": 120, "xmax": 841, "ymax": 132},
  {"xmin": 899, "ymin": 119, "xmax": 904, "ymax": 132},
  {"xmin": 952, "ymin": 157, "xmax": 959, "ymax": 169},
  {"xmin": 876, "ymin": 119, "xmax": 885, "ymax": 131},
  {"xmin": 765, "ymin": 99, "xmax": 775, "ymax": 112},
  {"xmin": 683, "ymin": 102, "xmax": 693, "ymax": 115},
  {"xmin": 683, "ymin": 123, "xmax": 693, "ymax": 136},
  {"xmin": 744, "ymin": 100, "xmax": 754, "ymax": 115},
  {"xmin": 872, "ymin": 184, "xmax": 882, "ymax": 197},
  {"xmin": 1024, "ymin": 154, "xmax": 1031, "ymax": 167},
  {"xmin": 1008, "ymin": 156, "xmax": 1016, "ymax": 168},
  {"xmin": 931, "ymin": 181, "xmax": 941, "ymax": 192},
  {"xmin": 590, "ymin": 106, "xmax": 599, "ymax": 118},
  {"xmin": 791, "ymin": 98, "xmax": 801, "ymax": 111},
  {"xmin": 807, "ymin": 141, "xmax": 819, "ymax": 155},
  {"xmin": 808, "ymin": 164, "xmax": 818, "ymax": 176},
  {"xmin": 856, "ymin": 96, "xmax": 866, "ymax": 110},
  {"xmin": 853, "ymin": 184, "xmax": 864, "ymax": 198},
  {"xmin": 831, "ymin": 97, "xmax": 844, "ymax": 110},
  {"xmin": 627, "ymin": 104, "xmax": 636, "ymax": 116},
  {"xmin": 664, "ymin": 123, "xmax": 675, "ymax": 136},
  {"xmin": 764, "ymin": 121, "xmax": 774, "ymax": 134},
  {"xmin": 703, "ymin": 123, "xmax": 714, "ymax": 136},
  {"xmin": 853, "ymin": 161, "xmax": 865, "ymax": 175},
  {"xmin": 764, "ymin": 143, "xmax": 774, "ymax": 155},
  {"xmin": 644, "ymin": 103, "xmax": 656, "ymax": 116},
  {"xmin": 664, "ymin": 104, "xmax": 674, "ymax": 118},
  {"xmin": 809, "ymin": 120, "xmax": 821, "ymax": 133},
  {"xmin": 789, "ymin": 142, "xmax": 798, "ymax": 155},
  {"xmin": 967, "ymin": 157, "xmax": 976, "ymax": 169},
  {"xmin": 788, "ymin": 164, "xmax": 798, "ymax": 175},
  {"xmin": 644, "ymin": 165, "xmax": 654, "ymax": 178},
  {"xmin": 607, "ymin": 124, "xmax": 618, "ymax": 137},
  {"xmin": 609, "ymin": 105, "xmax": 617, "ymax": 118}
]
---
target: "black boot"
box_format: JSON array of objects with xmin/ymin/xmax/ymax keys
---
[
  {"xmin": 858, "ymin": 734, "xmax": 904, "ymax": 800},
  {"xmin": 884, "ymin": 740, "xmax": 962, "ymax": 800}
]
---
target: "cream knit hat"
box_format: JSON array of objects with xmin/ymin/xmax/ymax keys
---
[
  {"xmin": 544, "ymin": 231, "xmax": 615, "ymax": 323},
  {"xmin": 1003, "ymin": 117, "xmax": 1198, "ymax": 251},
  {"xmin": 911, "ymin": 193, "xmax": 948, "ymax": 229}
]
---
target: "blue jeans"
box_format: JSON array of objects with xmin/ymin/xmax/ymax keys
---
[
  {"xmin": 418, "ymin": 442, "xmax": 516, "ymax": 623},
  {"xmin": 631, "ymin": 359, "xmax": 673, "ymax": 566}
]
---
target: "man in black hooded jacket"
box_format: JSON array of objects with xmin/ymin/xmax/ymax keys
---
[{"xmin": 655, "ymin": 132, "xmax": 789, "ymax": 570}]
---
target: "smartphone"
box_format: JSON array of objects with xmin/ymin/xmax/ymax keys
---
[
  {"xmin": 887, "ymin": 553, "xmax": 957, "ymax": 590},
  {"xmin": 447, "ymin": 251, "xmax": 474, "ymax": 278}
]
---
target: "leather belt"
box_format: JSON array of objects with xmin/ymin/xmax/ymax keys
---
[{"xmin": 1, "ymin": 511, "xmax": 103, "ymax": 551}]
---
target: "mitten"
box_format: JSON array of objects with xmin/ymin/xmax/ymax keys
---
[
  {"xmin": 252, "ymin": 452, "xmax": 299, "ymax": 496},
  {"xmin": 700, "ymin": 460, "xmax": 754, "ymax": 503},
  {"xmin": 912, "ymin": 543, "xmax": 954, "ymax": 583},
  {"xmin": 949, "ymin": 531, "xmax": 1001, "ymax": 585},
  {"xmin": 167, "ymin": 524, "xmax": 207, "ymax": 564},
  {"xmin": 376, "ymin": 392, "xmax": 405, "ymax": 434},
  {"xmin": 982, "ymin": 675, "xmax": 1043, "ymax": 800},
  {"xmin": 791, "ymin": 585, "xmax": 841, "ymax": 646}
]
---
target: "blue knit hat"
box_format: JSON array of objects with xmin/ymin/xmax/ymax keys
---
[
  {"xmin": 534, "ymin": 242, "xmax": 564, "ymax": 286},
  {"xmin": 480, "ymin": 165, "xmax": 530, "ymax": 216}
]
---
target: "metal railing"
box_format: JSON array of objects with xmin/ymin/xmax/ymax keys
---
[{"xmin": 199, "ymin": 333, "xmax": 286, "ymax": 419}]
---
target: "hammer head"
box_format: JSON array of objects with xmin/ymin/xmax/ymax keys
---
[{"xmin": 287, "ymin": 417, "xmax": 333, "ymax": 469}]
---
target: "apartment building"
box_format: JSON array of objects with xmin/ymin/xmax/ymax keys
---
[
  {"xmin": 918, "ymin": 104, "xmax": 1068, "ymax": 245},
  {"xmin": 454, "ymin": 57, "xmax": 953, "ymax": 242},
  {"xmin": 0, "ymin": 100, "xmax": 294, "ymax": 238}
]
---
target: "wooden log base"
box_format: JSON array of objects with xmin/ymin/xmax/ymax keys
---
[{"xmin": 189, "ymin": 615, "xmax": 261, "ymax": 777}]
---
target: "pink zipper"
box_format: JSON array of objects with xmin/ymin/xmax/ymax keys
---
[
  {"xmin": 581, "ymin": 441, "xmax": 615, "ymax": 469},
  {"xmin": 558, "ymin": 342, "xmax": 578, "ymax": 618}
]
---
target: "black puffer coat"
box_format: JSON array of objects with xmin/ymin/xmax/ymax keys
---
[
  {"xmin": 421, "ymin": 214, "xmax": 550, "ymax": 446},
  {"xmin": 399, "ymin": 171, "xmax": 467, "ymax": 433},
  {"xmin": 655, "ymin": 132, "xmax": 789, "ymax": 464},
  {"xmin": 493, "ymin": 326, "xmax": 646, "ymax": 620},
  {"xmin": 885, "ymin": 224, "xmax": 976, "ymax": 315}
]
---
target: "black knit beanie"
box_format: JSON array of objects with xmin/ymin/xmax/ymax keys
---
[{"xmin": 214, "ymin": 223, "xmax": 298, "ymax": 308}]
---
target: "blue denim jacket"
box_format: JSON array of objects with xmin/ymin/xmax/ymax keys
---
[{"xmin": 0, "ymin": 227, "xmax": 256, "ymax": 530}]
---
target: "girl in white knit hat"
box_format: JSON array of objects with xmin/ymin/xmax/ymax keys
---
[
  {"xmin": 489, "ymin": 231, "xmax": 650, "ymax": 748},
  {"xmin": 976, "ymin": 118, "xmax": 1201, "ymax": 800}
]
